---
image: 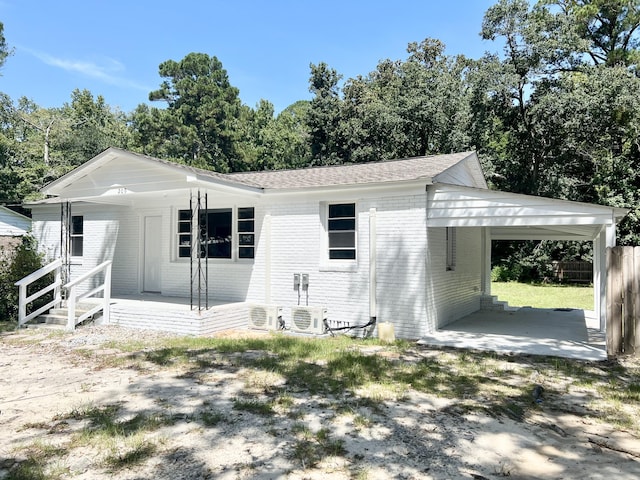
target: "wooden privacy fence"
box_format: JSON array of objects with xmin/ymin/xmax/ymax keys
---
[
  {"xmin": 607, "ymin": 246, "xmax": 640, "ymax": 357},
  {"xmin": 551, "ymin": 261, "xmax": 592, "ymax": 284}
]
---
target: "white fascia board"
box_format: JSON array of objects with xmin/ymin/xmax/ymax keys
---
[
  {"xmin": 260, "ymin": 179, "xmax": 431, "ymax": 200},
  {"xmin": 42, "ymin": 148, "xmax": 122, "ymax": 195},
  {"xmin": 428, "ymin": 215, "xmax": 618, "ymax": 228}
]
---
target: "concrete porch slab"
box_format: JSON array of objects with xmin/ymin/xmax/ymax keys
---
[{"xmin": 418, "ymin": 308, "xmax": 606, "ymax": 361}]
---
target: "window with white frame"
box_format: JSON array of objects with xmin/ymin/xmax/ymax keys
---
[
  {"xmin": 328, "ymin": 203, "xmax": 356, "ymax": 260},
  {"xmin": 70, "ymin": 215, "xmax": 83, "ymax": 257},
  {"xmin": 177, "ymin": 207, "xmax": 255, "ymax": 260},
  {"xmin": 177, "ymin": 209, "xmax": 192, "ymax": 258},
  {"xmin": 446, "ymin": 226, "xmax": 456, "ymax": 271},
  {"xmin": 237, "ymin": 207, "xmax": 255, "ymax": 259}
]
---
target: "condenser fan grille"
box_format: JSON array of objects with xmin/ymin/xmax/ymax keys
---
[
  {"xmin": 293, "ymin": 309, "xmax": 312, "ymax": 330},
  {"xmin": 250, "ymin": 307, "xmax": 267, "ymax": 328}
]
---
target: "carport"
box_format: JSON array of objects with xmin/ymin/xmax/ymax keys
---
[
  {"xmin": 423, "ymin": 184, "xmax": 628, "ymax": 360},
  {"xmin": 419, "ymin": 307, "xmax": 606, "ymax": 360}
]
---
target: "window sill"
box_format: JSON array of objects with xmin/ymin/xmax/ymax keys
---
[{"xmin": 173, "ymin": 258, "xmax": 255, "ymax": 264}]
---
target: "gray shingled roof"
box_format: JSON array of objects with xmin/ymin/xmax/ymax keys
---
[{"xmin": 221, "ymin": 151, "xmax": 476, "ymax": 190}]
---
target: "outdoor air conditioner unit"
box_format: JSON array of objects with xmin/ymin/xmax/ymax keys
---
[
  {"xmin": 290, "ymin": 306, "xmax": 327, "ymax": 335},
  {"xmin": 248, "ymin": 305, "xmax": 282, "ymax": 331}
]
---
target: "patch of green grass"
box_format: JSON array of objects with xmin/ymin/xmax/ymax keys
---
[
  {"xmin": 93, "ymin": 328, "xmax": 640, "ymax": 435},
  {"xmin": 102, "ymin": 435, "xmax": 157, "ymax": 471},
  {"xmin": 491, "ymin": 281, "xmax": 593, "ymax": 310},
  {"xmin": 289, "ymin": 425, "xmax": 346, "ymax": 469},
  {"xmin": 0, "ymin": 321, "xmax": 17, "ymax": 333},
  {"xmin": 233, "ymin": 397, "xmax": 276, "ymax": 416},
  {"xmin": 6, "ymin": 440, "xmax": 69, "ymax": 480},
  {"xmin": 199, "ymin": 408, "xmax": 225, "ymax": 426}
]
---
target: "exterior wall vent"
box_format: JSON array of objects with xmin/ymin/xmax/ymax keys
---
[
  {"xmin": 248, "ymin": 305, "xmax": 282, "ymax": 331},
  {"xmin": 290, "ymin": 306, "xmax": 327, "ymax": 335}
]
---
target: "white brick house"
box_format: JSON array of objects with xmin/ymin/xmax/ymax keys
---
[{"xmin": 25, "ymin": 148, "xmax": 626, "ymax": 337}]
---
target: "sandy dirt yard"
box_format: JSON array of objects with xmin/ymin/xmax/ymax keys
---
[{"xmin": 1, "ymin": 325, "xmax": 639, "ymax": 480}]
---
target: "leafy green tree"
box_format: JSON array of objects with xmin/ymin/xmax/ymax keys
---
[
  {"xmin": 0, "ymin": 22, "xmax": 12, "ymax": 73},
  {"xmin": 528, "ymin": 66, "xmax": 640, "ymax": 244},
  {"xmin": 538, "ymin": 0, "xmax": 640, "ymax": 68},
  {"xmin": 307, "ymin": 39, "xmax": 475, "ymax": 166},
  {"xmin": 132, "ymin": 52, "xmax": 245, "ymax": 172},
  {"xmin": 59, "ymin": 89, "xmax": 132, "ymax": 166},
  {"xmin": 307, "ymin": 62, "xmax": 344, "ymax": 165},
  {"xmin": 237, "ymin": 99, "xmax": 311, "ymax": 171}
]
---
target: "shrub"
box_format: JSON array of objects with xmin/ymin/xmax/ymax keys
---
[
  {"xmin": 0, "ymin": 234, "xmax": 50, "ymax": 323},
  {"xmin": 491, "ymin": 264, "xmax": 523, "ymax": 282}
]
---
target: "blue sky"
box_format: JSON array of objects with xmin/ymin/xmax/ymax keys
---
[{"xmin": 0, "ymin": 1, "xmax": 499, "ymax": 114}]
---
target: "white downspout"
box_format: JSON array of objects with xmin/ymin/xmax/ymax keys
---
[
  {"xmin": 369, "ymin": 208, "xmax": 377, "ymax": 324},
  {"xmin": 264, "ymin": 214, "xmax": 272, "ymax": 304}
]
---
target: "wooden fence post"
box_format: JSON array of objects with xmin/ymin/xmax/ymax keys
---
[
  {"xmin": 623, "ymin": 247, "xmax": 635, "ymax": 354},
  {"xmin": 607, "ymin": 247, "xmax": 623, "ymax": 356}
]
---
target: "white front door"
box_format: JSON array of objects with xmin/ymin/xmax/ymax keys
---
[{"xmin": 143, "ymin": 216, "xmax": 162, "ymax": 292}]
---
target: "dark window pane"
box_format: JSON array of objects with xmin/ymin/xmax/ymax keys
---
[
  {"xmin": 178, "ymin": 222, "xmax": 191, "ymax": 233},
  {"xmin": 71, "ymin": 237, "xmax": 83, "ymax": 257},
  {"xmin": 71, "ymin": 216, "xmax": 83, "ymax": 235},
  {"xmin": 238, "ymin": 220, "xmax": 254, "ymax": 232},
  {"xmin": 239, "ymin": 247, "xmax": 254, "ymax": 258},
  {"xmin": 179, "ymin": 210, "xmax": 191, "ymax": 221},
  {"xmin": 206, "ymin": 240, "xmax": 231, "ymax": 258},
  {"xmin": 206, "ymin": 211, "xmax": 232, "ymax": 238},
  {"xmin": 239, "ymin": 234, "xmax": 254, "ymax": 246},
  {"xmin": 179, "ymin": 234, "xmax": 191, "ymax": 246},
  {"xmin": 330, "ymin": 249, "xmax": 356, "ymax": 260},
  {"xmin": 328, "ymin": 219, "xmax": 355, "ymax": 231},
  {"xmin": 199, "ymin": 209, "xmax": 232, "ymax": 258},
  {"xmin": 329, "ymin": 203, "xmax": 355, "ymax": 218},
  {"xmin": 329, "ymin": 232, "xmax": 355, "ymax": 248},
  {"xmin": 179, "ymin": 246, "xmax": 191, "ymax": 258},
  {"xmin": 238, "ymin": 207, "xmax": 254, "ymax": 219}
]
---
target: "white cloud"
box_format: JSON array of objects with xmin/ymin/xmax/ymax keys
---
[{"xmin": 22, "ymin": 46, "xmax": 151, "ymax": 91}]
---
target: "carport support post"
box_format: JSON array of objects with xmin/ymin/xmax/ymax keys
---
[
  {"xmin": 594, "ymin": 224, "xmax": 616, "ymax": 332},
  {"xmin": 481, "ymin": 227, "xmax": 492, "ymax": 295}
]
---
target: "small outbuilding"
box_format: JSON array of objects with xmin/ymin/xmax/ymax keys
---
[{"xmin": 0, "ymin": 206, "xmax": 31, "ymax": 253}]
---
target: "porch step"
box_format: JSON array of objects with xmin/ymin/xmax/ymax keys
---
[
  {"xmin": 480, "ymin": 295, "xmax": 519, "ymax": 312},
  {"xmin": 26, "ymin": 299, "xmax": 103, "ymax": 329}
]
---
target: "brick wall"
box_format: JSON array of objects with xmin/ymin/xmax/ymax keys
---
[
  {"xmin": 424, "ymin": 226, "xmax": 482, "ymax": 332},
  {"xmin": 31, "ymin": 193, "xmax": 484, "ymax": 338}
]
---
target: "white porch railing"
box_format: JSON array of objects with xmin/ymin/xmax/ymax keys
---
[
  {"xmin": 15, "ymin": 259, "xmax": 112, "ymax": 331},
  {"xmin": 15, "ymin": 258, "xmax": 63, "ymax": 327}
]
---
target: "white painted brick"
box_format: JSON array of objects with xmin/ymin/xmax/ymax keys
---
[{"xmin": 31, "ymin": 191, "xmax": 483, "ymax": 339}]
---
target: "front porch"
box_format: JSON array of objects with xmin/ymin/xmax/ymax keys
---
[
  {"xmin": 109, "ymin": 294, "xmax": 250, "ymax": 336},
  {"xmin": 419, "ymin": 307, "xmax": 606, "ymax": 361}
]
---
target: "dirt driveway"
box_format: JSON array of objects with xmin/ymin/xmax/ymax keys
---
[{"xmin": 1, "ymin": 325, "xmax": 639, "ymax": 479}]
